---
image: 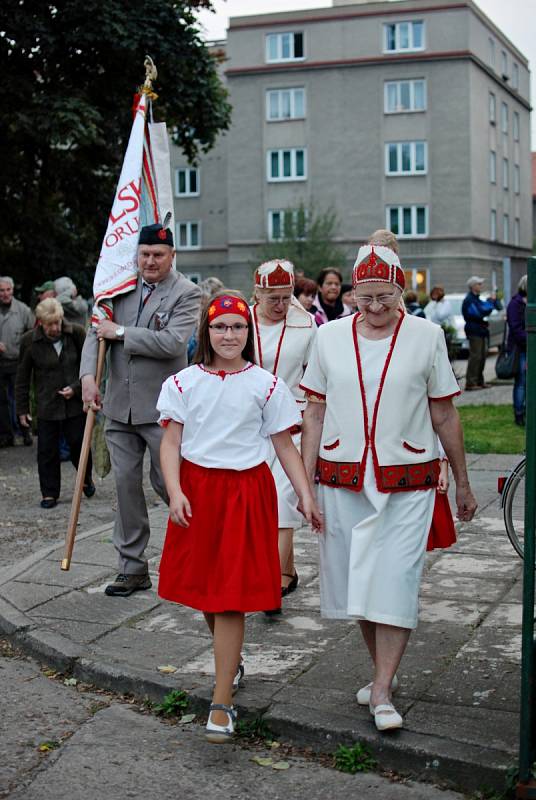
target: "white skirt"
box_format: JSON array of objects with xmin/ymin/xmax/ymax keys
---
[
  {"xmin": 268, "ymin": 432, "xmax": 303, "ymax": 530},
  {"xmin": 318, "ymin": 453, "xmax": 435, "ymax": 629}
]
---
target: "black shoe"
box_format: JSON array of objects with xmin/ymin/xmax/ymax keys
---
[
  {"xmin": 264, "ymin": 607, "xmax": 282, "ymax": 617},
  {"xmin": 83, "ymin": 481, "xmax": 96, "ymax": 498},
  {"xmin": 515, "ymin": 414, "xmax": 525, "ymax": 427},
  {"xmin": 22, "ymin": 430, "xmax": 33, "ymax": 446},
  {"xmin": 281, "ymin": 571, "xmax": 299, "ymax": 598},
  {"xmin": 104, "ymin": 573, "xmax": 152, "ymax": 597},
  {"xmin": 40, "ymin": 498, "xmax": 57, "ymax": 509}
]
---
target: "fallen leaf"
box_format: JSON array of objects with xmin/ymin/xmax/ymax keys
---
[
  {"xmin": 64, "ymin": 678, "xmax": 78, "ymax": 686},
  {"xmin": 179, "ymin": 713, "xmax": 196, "ymax": 724},
  {"xmin": 269, "ymin": 741, "xmax": 281, "ymax": 749},
  {"xmin": 157, "ymin": 665, "xmax": 178, "ymax": 674},
  {"xmin": 272, "ymin": 761, "xmax": 290, "ymax": 770},
  {"xmin": 38, "ymin": 741, "xmax": 60, "ymax": 752},
  {"xmin": 43, "ymin": 669, "xmax": 57, "ymax": 678},
  {"xmin": 251, "ymin": 757, "xmax": 273, "ymax": 767}
]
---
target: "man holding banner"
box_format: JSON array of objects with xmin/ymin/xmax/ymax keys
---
[{"xmin": 78, "ymin": 85, "xmax": 201, "ymax": 596}]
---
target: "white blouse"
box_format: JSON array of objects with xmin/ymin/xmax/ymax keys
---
[{"xmin": 157, "ymin": 363, "xmax": 301, "ymax": 471}]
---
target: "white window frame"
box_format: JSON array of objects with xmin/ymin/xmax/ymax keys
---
[
  {"xmin": 490, "ymin": 209, "xmax": 497, "ymax": 241},
  {"xmin": 267, "ymin": 148, "xmax": 307, "ymax": 182},
  {"xmin": 503, "ymin": 213, "xmax": 509, "ymax": 243},
  {"xmin": 265, "ymin": 32, "xmax": 305, "ymax": 63},
  {"xmin": 268, "ymin": 209, "xmax": 308, "ymax": 241},
  {"xmin": 385, "ymin": 141, "xmax": 427, "ymax": 175},
  {"xmin": 489, "ymin": 151, "xmax": 496, "ymax": 184},
  {"xmin": 502, "ymin": 158, "xmax": 509, "ymax": 190},
  {"xmin": 384, "ymin": 79, "xmax": 426, "ymax": 113},
  {"xmin": 175, "ymin": 167, "xmax": 200, "ymax": 197},
  {"xmin": 266, "ymin": 87, "xmax": 306, "ymax": 121},
  {"xmin": 513, "ymin": 62, "xmax": 519, "ymax": 90},
  {"xmin": 514, "ymin": 164, "xmax": 520, "ymax": 194},
  {"xmin": 175, "ymin": 221, "xmax": 201, "ymax": 250},
  {"xmin": 489, "ymin": 92, "xmax": 496, "ymax": 124},
  {"xmin": 383, "ymin": 20, "xmax": 425, "ymax": 53},
  {"xmin": 514, "ymin": 218, "xmax": 520, "ymax": 246},
  {"xmin": 501, "ymin": 102, "xmax": 509, "ymax": 134},
  {"xmin": 385, "ymin": 205, "xmax": 428, "ymax": 238},
  {"xmin": 513, "ymin": 111, "xmax": 520, "ymax": 141}
]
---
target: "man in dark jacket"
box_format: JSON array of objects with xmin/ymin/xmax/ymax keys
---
[
  {"xmin": 506, "ymin": 275, "xmax": 527, "ymax": 425},
  {"xmin": 16, "ymin": 298, "xmax": 94, "ymax": 509},
  {"xmin": 462, "ymin": 276, "xmax": 502, "ymax": 390}
]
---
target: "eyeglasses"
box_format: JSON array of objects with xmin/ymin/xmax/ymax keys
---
[
  {"xmin": 354, "ymin": 294, "xmax": 399, "ymax": 308},
  {"xmin": 209, "ymin": 323, "xmax": 249, "ymax": 334},
  {"xmin": 264, "ymin": 296, "xmax": 292, "ymax": 305}
]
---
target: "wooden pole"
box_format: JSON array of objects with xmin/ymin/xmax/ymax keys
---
[{"xmin": 61, "ymin": 338, "xmax": 107, "ymax": 570}]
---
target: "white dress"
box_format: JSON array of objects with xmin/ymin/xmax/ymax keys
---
[{"xmin": 318, "ymin": 334, "xmax": 435, "ymax": 629}]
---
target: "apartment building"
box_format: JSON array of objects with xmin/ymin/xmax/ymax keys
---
[{"xmin": 171, "ymin": 0, "xmax": 532, "ymax": 295}]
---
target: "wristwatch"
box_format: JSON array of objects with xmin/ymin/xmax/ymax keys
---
[{"xmin": 115, "ymin": 326, "xmax": 125, "ymax": 339}]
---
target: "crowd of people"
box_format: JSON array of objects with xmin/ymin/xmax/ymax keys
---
[{"xmin": 2, "ymin": 225, "xmax": 486, "ymax": 745}]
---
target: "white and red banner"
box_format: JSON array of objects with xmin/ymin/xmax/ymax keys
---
[{"xmin": 91, "ymin": 93, "xmax": 174, "ymax": 324}]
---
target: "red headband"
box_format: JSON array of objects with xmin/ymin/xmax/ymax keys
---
[{"xmin": 208, "ymin": 295, "xmax": 250, "ymax": 323}]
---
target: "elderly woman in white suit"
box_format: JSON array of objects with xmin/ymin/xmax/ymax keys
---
[
  {"xmin": 300, "ymin": 244, "xmax": 477, "ymax": 731},
  {"xmin": 251, "ymin": 259, "xmax": 316, "ymax": 611}
]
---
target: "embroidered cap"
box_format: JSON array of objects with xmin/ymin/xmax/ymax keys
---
[
  {"xmin": 352, "ymin": 245, "xmax": 405, "ymax": 291},
  {"xmin": 138, "ymin": 223, "xmax": 174, "ymax": 247},
  {"xmin": 208, "ymin": 295, "xmax": 251, "ymax": 322},
  {"xmin": 254, "ymin": 259, "xmax": 295, "ymax": 289}
]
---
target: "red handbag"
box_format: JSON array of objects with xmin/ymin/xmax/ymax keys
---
[{"xmin": 427, "ymin": 491, "xmax": 457, "ymax": 551}]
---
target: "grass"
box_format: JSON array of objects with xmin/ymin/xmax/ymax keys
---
[
  {"xmin": 153, "ymin": 690, "xmax": 189, "ymax": 717},
  {"xmin": 333, "ymin": 742, "xmax": 377, "ymax": 774},
  {"xmin": 458, "ymin": 405, "xmax": 525, "ymax": 454}
]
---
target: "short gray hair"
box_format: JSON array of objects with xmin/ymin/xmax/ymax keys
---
[
  {"xmin": 518, "ymin": 274, "xmax": 527, "ymax": 293},
  {"xmin": 0, "ymin": 276, "xmax": 14, "ymax": 288}
]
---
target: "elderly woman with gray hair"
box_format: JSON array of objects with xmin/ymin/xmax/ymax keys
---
[{"xmin": 506, "ymin": 274, "xmax": 528, "ymax": 426}]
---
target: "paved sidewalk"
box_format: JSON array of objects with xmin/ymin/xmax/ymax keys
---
[{"xmin": 0, "ymin": 452, "xmax": 524, "ymax": 794}]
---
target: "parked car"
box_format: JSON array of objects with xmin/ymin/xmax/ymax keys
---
[{"xmin": 444, "ymin": 293, "xmax": 505, "ymax": 354}]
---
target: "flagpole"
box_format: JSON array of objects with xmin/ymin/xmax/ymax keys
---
[{"xmin": 61, "ymin": 58, "xmax": 158, "ymax": 571}]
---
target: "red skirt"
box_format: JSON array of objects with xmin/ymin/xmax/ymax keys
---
[
  {"xmin": 158, "ymin": 459, "xmax": 281, "ymax": 613},
  {"xmin": 426, "ymin": 491, "xmax": 457, "ymax": 551}
]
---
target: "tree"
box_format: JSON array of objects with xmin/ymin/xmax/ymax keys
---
[
  {"xmin": 257, "ymin": 202, "xmax": 348, "ymax": 278},
  {"xmin": 0, "ymin": 0, "xmax": 231, "ymax": 299}
]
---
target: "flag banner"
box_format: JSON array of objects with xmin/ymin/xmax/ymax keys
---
[
  {"xmin": 91, "ymin": 93, "xmax": 162, "ymax": 324},
  {"xmin": 147, "ymin": 121, "xmax": 175, "ymax": 261}
]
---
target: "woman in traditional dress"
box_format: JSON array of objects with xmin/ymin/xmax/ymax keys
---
[
  {"xmin": 251, "ymin": 260, "xmax": 317, "ymax": 609},
  {"xmin": 301, "ymin": 244, "xmax": 477, "ymax": 731}
]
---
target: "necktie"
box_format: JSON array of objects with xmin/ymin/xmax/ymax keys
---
[{"xmin": 142, "ymin": 282, "xmax": 156, "ymax": 306}]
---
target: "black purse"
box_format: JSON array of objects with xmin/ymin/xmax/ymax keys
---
[{"xmin": 495, "ymin": 323, "xmax": 519, "ymax": 380}]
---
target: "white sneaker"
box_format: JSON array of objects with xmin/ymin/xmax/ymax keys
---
[
  {"xmin": 369, "ymin": 701, "xmax": 403, "ymax": 731},
  {"xmin": 205, "ymin": 704, "xmax": 237, "ymax": 744},
  {"xmin": 356, "ymin": 674, "xmax": 399, "ymax": 705}
]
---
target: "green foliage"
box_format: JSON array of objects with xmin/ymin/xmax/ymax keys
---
[
  {"xmin": 153, "ymin": 689, "xmax": 189, "ymax": 717},
  {"xmin": 257, "ymin": 202, "xmax": 348, "ymax": 279},
  {"xmin": 333, "ymin": 742, "xmax": 377, "ymax": 774},
  {"xmin": 458, "ymin": 404, "xmax": 525, "ymax": 454},
  {"xmin": 0, "ymin": 0, "xmax": 231, "ymax": 299},
  {"xmin": 235, "ymin": 716, "xmax": 273, "ymax": 741}
]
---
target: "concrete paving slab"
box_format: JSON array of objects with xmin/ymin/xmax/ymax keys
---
[
  {"xmin": 14, "ymin": 559, "xmax": 114, "ymax": 588},
  {"xmin": 29, "ymin": 589, "xmax": 161, "ymax": 625},
  {"xmin": 420, "ymin": 574, "xmax": 510, "ymax": 603},
  {"xmin": 0, "ymin": 580, "xmax": 71, "ymax": 612},
  {"xmin": 481, "ymin": 603, "xmax": 523, "ymax": 627},
  {"xmin": 421, "ymin": 655, "xmax": 519, "ymax": 713},
  {"xmin": 457, "ymin": 625, "xmax": 522, "ymax": 665},
  {"xmin": 88, "ymin": 626, "xmax": 210, "ymax": 671},
  {"xmin": 419, "ymin": 597, "xmax": 489, "ymax": 626},
  {"xmin": 427, "ymin": 552, "xmax": 521, "ymax": 579},
  {"xmin": 36, "ymin": 617, "xmax": 112, "ymax": 644}
]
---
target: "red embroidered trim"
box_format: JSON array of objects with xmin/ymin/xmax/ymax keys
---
[
  {"xmin": 252, "ymin": 304, "xmax": 287, "ymax": 375},
  {"xmin": 351, "ymin": 315, "xmax": 370, "ymax": 492},
  {"xmin": 323, "ymin": 439, "xmax": 340, "ymax": 451},
  {"xmin": 299, "ymin": 384, "xmax": 326, "ymax": 400},
  {"xmin": 429, "ymin": 390, "xmax": 461, "ymax": 401},
  {"xmin": 173, "ymin": 375, "xmax": 183, "ymax": 394},
  {"xmin": 159, "ymin": 418, "xmax": 171, "ymax": 428},
  {"xmin": 197, "ymin": 363, "xmax": 254, "ymax": 377},
  {"xmin": 403, "ymin": 441, "xmax": 426, "ymax": 454},
  {"xmin": 318, "ymin": 457, "xmax": 439, "ymax": 493},
  {"xmin": 264, "ymin": 375, "xmax": 278, "ymax": 405}
]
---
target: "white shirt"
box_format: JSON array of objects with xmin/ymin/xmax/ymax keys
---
[{"xmin": 157, "ymin": 363, "xmax": 301, "ymax": 471}]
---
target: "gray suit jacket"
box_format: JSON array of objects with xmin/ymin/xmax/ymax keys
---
[{"xmin": 80, "ymin": 271, "xmax": 201, "ymax": 424}]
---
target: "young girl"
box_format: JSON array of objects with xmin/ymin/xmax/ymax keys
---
[{"xmin": 156, "ymin": 291, "xmax": 323, "ymax": 744}]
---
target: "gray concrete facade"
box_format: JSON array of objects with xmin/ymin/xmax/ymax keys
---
[{"xmin": 172, "ymin": 0, "xmax": 532, "ymax": 295}]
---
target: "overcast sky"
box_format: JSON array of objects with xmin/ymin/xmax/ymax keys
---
[{"xmin": 196, "ymin": 0, "xmax": 535, "ymax": 147}]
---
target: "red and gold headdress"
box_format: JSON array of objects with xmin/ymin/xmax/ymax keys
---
[
  {"xmin": 208, "ymin": 295, "xmax": 250, "ymax": 322},
  {"xmin": 352, "ymin": 245, "xmax": 405, "ymax": 291},
  {"xmin": 254, "ymin": 259, "xmax": 295, "ymax": 289}
]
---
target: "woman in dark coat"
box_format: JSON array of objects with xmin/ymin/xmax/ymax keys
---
[
  {"xmin": 506, "ymin": 275, "xmax": 527, "ymax": 426},
  {"xmin": 15, "ymin": 298, "xmax": 94, "ymax": 508}
]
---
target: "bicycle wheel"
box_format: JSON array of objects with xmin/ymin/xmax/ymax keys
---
[{"xmin": 503, "ymin": 458, "xmax": 526, "ymax": 559}]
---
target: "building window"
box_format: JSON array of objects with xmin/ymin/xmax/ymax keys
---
[
  {"xmin": 513, "ymin": 62, "xmax": 519, "ymax": 89},
  {"xmin": 267, "ymin": 148, "xmax": 307, "ymax": 181},
  {"xmin": 490, "ymin": 210, "xmax": 497, "ymax": 241},
  {"xmin": 514, "ymin": 164, "xmax": 520, "ymax": 194},
  {"xmin": 489, "ymin": 92, "xmax": 496, "ymax": 124},
  {"xmin": 385, "ymin": 141, "xmax": 427, "ymax": 175},
  {"xmin": 501, "ymin": 50, "xmax": 508, "ymax": 78},
  {"xmin": 175, "ymin": 168, "xmax": 199, "ymax": 197},
  {"xmin": 184, "ymin": 272, "xmax": 201, "ymax": 284},
  {"xmin": 488, "ymin": 37, "xmax": 495, "ymax": 68},
  {"xmin": 503, "ymin": 158, "xmax": 509, "ymax": 190},
  {"xmin": 176, "ymin": 221, "xmax": 200, "ymax": 249},
  {"xmin": 514, "ymin": 218, "xmax": 520, "ymax": 246},
  {"xmin": 383, "ymin": 21, "xmax": 424, "ymax": 53},
  {"xmin": 489, "ymin": 151, "xmax": 496, "ymax": 184},
  {"xmin": 266, "ymin": 88, "xmax": 305, "ymax": 121},
  {"xmin": 268, "ymin": 209, "xmax": 308, "ymax": 241},
  {"xmin": 384, "ymin": 79, "xmax": 426, "ymax": 113},
  {"xmin": 513, "ymin": 111, "xmax": 520, "ymax": 141},
  {"xmin": 266, "ymin": 32, "xmax": 304, "ymax": 62},
  {"xmin": 386, "ymin": 205, "xmax": 428, "ymax": 237},
  {"xmin": 503, "ymin": 213, "xmax": 509, "ymax": 243},
  {"xmin": 501, "ymin": 102, "xmax": 508, "ymax": 134}
]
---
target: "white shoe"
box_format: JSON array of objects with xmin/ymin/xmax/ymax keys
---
[
  {"xmin": 233, "ymin": 660, "xmax": 244, "ymax": 693},
  {"xmin": 205, "ymin": 703, "xmax": 237, "ymax": 744},
  {"xmin": 356, "ymin": 674, "xmax": 399, "ymax": 706},
  {"xmin": 369, "ymin": 701, "xmax": 403, "ymax": 732}
]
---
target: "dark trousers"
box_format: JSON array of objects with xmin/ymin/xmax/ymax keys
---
[
  {"xmin": 466, "ymin": 336, "xmax": 488, "ymax": 388},
  {"xmin": 0, "ymin": 367, "xmax": 17, "ymax": 442},
  {"xmin": 513, "ymin": 351, "xmax": 527, "ymax": 417},
  {"xmin": 37, "ymin": 415, "xmax": 93, "ymax": 499}
]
